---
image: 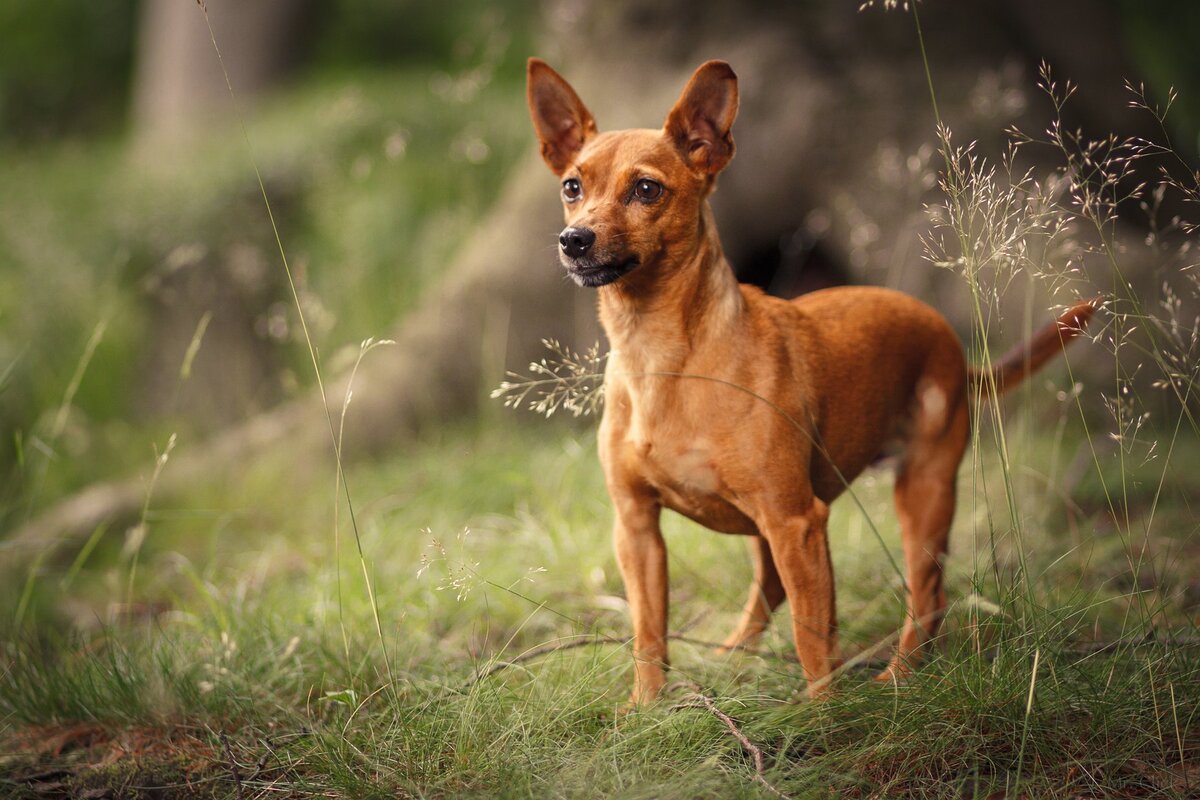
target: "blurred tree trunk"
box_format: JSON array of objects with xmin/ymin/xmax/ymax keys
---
[
  {"xmin": 10, "ymin": 0, "xmax": 1175, "ymax": 558},
  {"xmin": 129, "ymin": 0, "xmax": 311, "ymax": 430},
  {"xmin": 132, "ymin": 0, "xmax": 309, "ymax": 148}
]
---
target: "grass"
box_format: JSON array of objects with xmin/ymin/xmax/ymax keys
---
[{"xmin": 2, "ymin": 417, "xmax": 1200, "ymax": 798}]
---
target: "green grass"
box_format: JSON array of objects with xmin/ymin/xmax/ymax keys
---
[
  {"xmin": 2, "ymin": 418, "xmax": 1199, "ymax": 798},
  {"xmin": 4, "ymin": 5, "xmax": 1200, "ymax": 796}
]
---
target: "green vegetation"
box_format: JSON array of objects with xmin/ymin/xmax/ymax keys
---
[
  {"xmin": 0, "ymin": 0, "xmax": 138, "ymax": 139},
  {"xmin": 0, "ymin": 57, "xmax": 532, "ymax": 519},
  {"xmin": 3, "ymin": 2, "xmax": 1200, "ymax": 798},
  {"xmin": 3, "ymin": 420, "xmax": 1199, "ymax": 797}
]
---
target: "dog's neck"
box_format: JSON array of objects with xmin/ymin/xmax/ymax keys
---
[{"xmin": 597, "ymin": 203, "xmax": 744, "ymax": 369}]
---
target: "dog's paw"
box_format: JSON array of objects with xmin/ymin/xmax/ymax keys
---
[
  {"xmin": 874, "ymin": 663, "xmax": 909, "ymax": 684},
  {"xmin": 713, "ymin": 629, "xmax": 766, "ymax": 656}
]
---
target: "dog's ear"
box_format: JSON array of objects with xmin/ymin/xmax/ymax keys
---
[
  {"xmin": 527, "ymin": 58, "xmax": 598, "ymax": 174},
  {"xmin": 664, "ymin": 61, "xmax": 738, "ymax": 176}
]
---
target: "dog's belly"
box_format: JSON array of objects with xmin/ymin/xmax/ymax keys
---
[
  {"xmin": 636, "ymin": 443, "xmax": 759, "ymax": 536},
  {"xmin": 660, "ymin": 487, "xmax": 758, "ymax": 535}
]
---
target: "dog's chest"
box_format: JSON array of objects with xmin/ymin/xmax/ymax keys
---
[
  {"xmin": 636, "ymin": 436, "xmax": 720, "ymax": 494},
  {"xmin": 608, "ymin": 378, "xmax": 758, "ymax": 535},
  {"xmin": 635, "ymin": 436, "xmax": 757, "ymax": 535}
]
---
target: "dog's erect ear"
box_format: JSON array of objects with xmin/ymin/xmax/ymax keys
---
[
  {"xmin": 527, "ymin": 58, "xmax": 598, "ymax": 174},
  {"xmin": 664, "ymin": 61, "xmax": 738, "ymax": 176}
]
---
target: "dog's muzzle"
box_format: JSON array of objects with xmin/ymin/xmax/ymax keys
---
[
  {"xmin": 559, "ymin": 226, "xmax": 595, "ymax": 259},
  {"xmin": 558, "ymin": 226, "xmax": 639, "ymax": 287}
]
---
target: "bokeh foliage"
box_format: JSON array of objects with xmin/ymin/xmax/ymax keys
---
[{"xmin": 0, "ymin": 1, "xmax": 536, "ymax": 525}]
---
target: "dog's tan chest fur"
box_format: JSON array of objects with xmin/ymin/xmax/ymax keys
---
[{"xmin": 603, "ymin": 373, "xmax": 760, "ymax": 536}]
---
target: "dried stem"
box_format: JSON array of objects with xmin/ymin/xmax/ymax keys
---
[
  {"xmin": 670, "ymin": 681, "xmax": 791, "ymax": 800},
  {"xmin": 219, "ymin": 730, "xmax": 245, "ymax": 800}
]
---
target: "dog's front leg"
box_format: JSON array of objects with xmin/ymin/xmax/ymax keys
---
[
  {"xmin": 760, "ymin": 499, "xmax": 840, "ymax": 697},
  {"xmin": 611, "ymin": 490, "xmax": 668, "ymax": 706}
]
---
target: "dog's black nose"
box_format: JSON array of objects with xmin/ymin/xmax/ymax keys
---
[{"xmin": 559, "ymin": 226, "xmax": 596, "ymax": 259}]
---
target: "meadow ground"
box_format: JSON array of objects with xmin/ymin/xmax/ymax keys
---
[{"xmin": 3, "ymin": 412, "xmax": 1199, "ymax": 798}]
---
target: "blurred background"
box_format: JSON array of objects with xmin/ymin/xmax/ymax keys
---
[{"xmin": 1, "ymin": 0, "xmax": 1198, "ymax": 598}]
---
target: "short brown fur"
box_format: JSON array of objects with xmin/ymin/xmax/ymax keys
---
[{"xmin": 526, "ymin": 58, "xmax": 1097, "ymax": 704}]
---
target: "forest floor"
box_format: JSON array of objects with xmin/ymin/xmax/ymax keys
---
[{"xmin": 3, "ymin": 418, "xmax": 1199, "ymax": 798}]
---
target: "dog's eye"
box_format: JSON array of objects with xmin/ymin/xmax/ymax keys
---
[
  {"xmin": 633, "ymin": 178, "xmax": 662, "ymax": 202},
  {"xmin": 562, "ymin": 178, "xmax": 582, "ymax": 202}
]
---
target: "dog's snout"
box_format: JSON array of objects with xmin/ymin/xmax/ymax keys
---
[{"xmin": 559, "ymin": 227, "xmax": 596, "ymax": 259}]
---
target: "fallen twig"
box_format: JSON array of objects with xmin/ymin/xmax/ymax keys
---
[
  {"xmin": 669, "ymin": 681, "xmax": 790, "ymax": 799},
  {"xmin": 1066, "ymin": 632, "xmax": 1200, "ymax": 656},
  {"xmin": 671, "ymin": 634, "xmax": 796, "ymax": 661},
  {"xmin": 243, "ymin": 735, "xmax": 276, "ymax": 784},
  {"xmin": 467, "ymin": 635, "xmax": 628, "ymax": 686},
  {"xmin": 468, "ymin": 632, "xmax": 808, "ymax": 688},
  {"xmin": 219, "ymin": 731, "xmax": 244, "ymax": 800},
  {"xmin": 466, "ymin": 622, "xmax": 1187, "ymax": 692}
]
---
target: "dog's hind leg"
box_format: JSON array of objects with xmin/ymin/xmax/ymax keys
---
[
  {"xmin": 717, "ymin": 535, "xmax": 786, "ymax": 654},
  {"xmin": 880, "ymin": 380, "xmax": 969, "ymax": 681}
]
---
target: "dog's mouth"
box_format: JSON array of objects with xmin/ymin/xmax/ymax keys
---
[{"xmin": 563, "ymin": 255, "xmax": 640, "ymax": 288}]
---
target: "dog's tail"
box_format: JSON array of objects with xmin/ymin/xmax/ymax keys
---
[{"xmin": 969, "ymin": 297, "xmax": 1101, "ymax": 398}]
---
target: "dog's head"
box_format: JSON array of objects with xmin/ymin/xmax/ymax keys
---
[{"xmin": 527, "ymin": 59, "xmax": 739, "ymax": 288}]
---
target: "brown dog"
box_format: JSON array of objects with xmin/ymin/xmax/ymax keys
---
[{"xmin": 526, "ymin": 58, "xmax": 1096, "ymax": 705}]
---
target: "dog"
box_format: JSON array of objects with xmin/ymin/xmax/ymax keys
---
[{"xmin": 526, "ymin": 58, "xmax": 1096, "ymax": 705}]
